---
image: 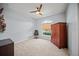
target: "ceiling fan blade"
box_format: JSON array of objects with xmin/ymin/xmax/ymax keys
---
[
  {"xmin": 39, "ymin": 4, "xmax": 42, "ymax": 10},
  {"xmin": 0, "ymin": 8, "xmax": 4, "ymax": 14},
  {"xmin": 30, "ymin": 11, "xmax": 37, "ymax": 13},
  {"xmin": 36, "ymin": 4, "xmax": 42, "ymax": 12}
]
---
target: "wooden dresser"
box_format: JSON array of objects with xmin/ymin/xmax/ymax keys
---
[
  {"xmin": 51, "ymin": 22, "xmax": 67, "ymax": 49},
  {"xmin": 0, "ymin": 39, "xmax": 14, "ymax": 56}
]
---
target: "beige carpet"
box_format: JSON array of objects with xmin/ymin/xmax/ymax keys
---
[{"xmin": 14, "ymin": 39, "xmax": 68, "ymax": 56}]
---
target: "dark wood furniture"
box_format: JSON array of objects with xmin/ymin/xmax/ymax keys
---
[
  {"xmin": 0, "ymin": 39, "xmax": 14, "ymax": 56},
  {"xmin": 51, "ymin": 22, "xmax": 67, "ymax": 49}
]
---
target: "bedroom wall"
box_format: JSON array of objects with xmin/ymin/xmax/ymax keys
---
[
  {"xmin": 0, "ymin": 4, "xmax": 35, "ymax": 43},
  {"xmin": 66, "ymin": 3, "xmax": 79, "ymax": 56},
  {"xmin": 36, "ymin": 13, "xmax": 66, "ymax": 40},
  {"xmin": 78, "ymin": 3, "xmax": 79, "ymax": 55}
]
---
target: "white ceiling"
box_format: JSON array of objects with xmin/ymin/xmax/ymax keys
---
[{"xmin": 4, "ymin": 3, "xmax": 68, "ymax": 19}]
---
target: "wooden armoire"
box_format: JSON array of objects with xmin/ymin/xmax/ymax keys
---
[{"xmin": 51, "ymin": 22, "xmax": 67, "ymax": 49}]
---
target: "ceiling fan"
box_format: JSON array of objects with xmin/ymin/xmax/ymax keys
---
[{"xmin": 30, "ymin": 4, "xmax": 43, "ymax": 16}]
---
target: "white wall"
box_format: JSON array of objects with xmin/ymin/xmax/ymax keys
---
[
  {"xmin": 66, "ymin": 4, "xmax": 79, "ymax": 56},
  {"xmin": 0, "ymin": 4, "xmax": 35, "ymax": 43},
  {"xmin": 78, "ymin": 4, "xmax": 79, "ymax": 55},
  {"xmin": 36, "ymin": 13, "xmax": 66, "ymax": 40},
  {"xmin": 0, "ymin": 4, "xmax": 66, "ymax": 43}
]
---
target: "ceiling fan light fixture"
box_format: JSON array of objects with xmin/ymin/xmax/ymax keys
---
[
  {"xmin": 36, "ymin": 11, "xmax": 43, "ymax": 16},
  {"xmin": 36, "ymin": 11, "xmax": 40, "ymax": 15}
]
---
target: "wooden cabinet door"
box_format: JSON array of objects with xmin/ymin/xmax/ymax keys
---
[
  {"xmin": 51, "ymin": 24, "xmax": 60, "ymax": 47},
  {"xmin": 60, "ymin": 24, "xmax": 67, "ymax": 48},
  {"xmin": 51, "ymin": 22, "xmax": 67, "ymax": 48}
]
